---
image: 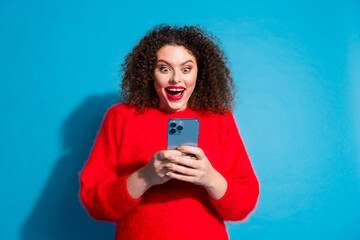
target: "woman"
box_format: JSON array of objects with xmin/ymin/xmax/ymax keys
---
[{"xmin": 80, "ymin": 25, "xmax": 259, "ymax": 240}]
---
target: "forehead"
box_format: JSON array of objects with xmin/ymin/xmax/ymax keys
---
[{"xmin": 156, "ymin": 45, "xmax": 196, "ymax": 64}]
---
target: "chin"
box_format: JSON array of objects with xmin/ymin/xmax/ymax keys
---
[
  {"xmin": 168, "ymin": 105, "xmax": 185, "ymax": 112},
  {"xmin": 162, "ymin": 101, "xmax": 186, "ymax": 112}
]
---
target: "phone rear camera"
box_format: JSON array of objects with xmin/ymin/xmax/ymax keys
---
[
  {"xmin": 177, "ymin": 126, "xmax": 183, "ymax": 131},
  {"xmin": 170, "ymin": 129, "xmax": 176, "ymax": 134},
  {"xmin": 170, "ymin": 122, "xmax": 176, "ymax": 128}
]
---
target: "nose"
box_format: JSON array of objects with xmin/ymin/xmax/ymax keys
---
[{"xmin": 170, "ymin": 69, "xmax": 181, "ymax": 84}]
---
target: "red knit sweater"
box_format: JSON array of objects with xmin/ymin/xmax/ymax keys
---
[{"xmin": 80, "ymin": 104, "xmax": 259, "ymax": 240}]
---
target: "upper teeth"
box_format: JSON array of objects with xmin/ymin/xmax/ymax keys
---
[{"xmin": 167, "ymin": 88, "xmax": 183, "ymax": 92}]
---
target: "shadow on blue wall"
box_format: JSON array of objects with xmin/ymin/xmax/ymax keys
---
[{"xmin": 21, "ymin": 93, "xmax": 119, "ymax": 240}]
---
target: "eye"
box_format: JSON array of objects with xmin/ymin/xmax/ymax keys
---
[
  {"xmin": 159, "ymin": 66, "xmax": 170, "ymax": 72},
  {"xmin": 182, "ymin": 67, "xmax": 191, "ymax": 73}
]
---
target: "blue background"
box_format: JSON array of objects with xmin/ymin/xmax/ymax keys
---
[{"xmin": 1, "ymin": 0, "xmax": 359, "ymax": 239}]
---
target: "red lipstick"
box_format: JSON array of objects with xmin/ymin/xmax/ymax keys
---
[{"xmin": 165, "ymin": 86, "xmax": 185, "ymax": 100}]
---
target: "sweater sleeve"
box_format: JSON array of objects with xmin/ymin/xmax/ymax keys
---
[
  {"xmin": 210, "ymin": 112, "xmax": 259, "ymax": 221},
  {"xmin": 79, "ymin": 106, "xmax": 141, "ymax": 222}
]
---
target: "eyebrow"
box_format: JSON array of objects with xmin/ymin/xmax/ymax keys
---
[{"xmin": 157, "ymin": 59, "xmax": 194, "ymax": 65}]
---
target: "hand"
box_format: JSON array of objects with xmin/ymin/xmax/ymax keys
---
[
  {"xmin": 165, "ymin": 146, "xmax": 217, "ymax": 188},
  {"xmin": 141, "ymin": 150, "xmax": 183, "ymax": 186},
  {"xmin": 166, "ymin": 146, "xmax": 228, "ymax": 199}
]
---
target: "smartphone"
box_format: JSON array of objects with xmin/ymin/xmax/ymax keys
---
[{"xmin": 167, "ymin": 118, "xmax": 200, "ymax": 150}]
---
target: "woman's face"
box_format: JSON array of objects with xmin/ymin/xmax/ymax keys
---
[{"xmin": 153, "ymin": 44, "xmax": 198, "ymax": 112}]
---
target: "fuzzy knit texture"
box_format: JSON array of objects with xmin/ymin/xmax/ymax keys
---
[{"xmin": 80, "ymin": 103, "xmax": 259, "ymax": 240}]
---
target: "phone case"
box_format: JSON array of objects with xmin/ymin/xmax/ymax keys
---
[{"xmin": 167, "ymin": 118, "xmax": 200, "ymax": 150}]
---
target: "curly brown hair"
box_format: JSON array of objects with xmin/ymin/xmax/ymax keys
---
[{"xmin": 119, "ymin": 24, "xmax": 236, "ymax": 113}]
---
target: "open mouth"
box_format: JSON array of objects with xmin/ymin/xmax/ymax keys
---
[{"xmin": 165, "ymin": 87, "xmax": 185, "ymax": 100}]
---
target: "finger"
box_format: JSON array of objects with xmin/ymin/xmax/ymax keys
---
[
  {"xmin": 158, "ymin": 150, "xmax": 183, "ymax": 160},
  {"xmin": 157, "ymin": 159, "xmax": 171, "ymax": 168},
  {"xmin": 167, "ymin": 163, "xmax": 198, "ymax": 176},
  {"xmin": 169, "ymin": 156, "xmax": 199, "ymax": 169},
  {"xmin": 166, "ymin": 171, "xmax": 198, "ymax": 183},
  {"xmin": 177, "ymin": 146, "xmax": 204, "ymax": 159},
  {"xmin": 159, "ymin": 164, "xmax": 170, "ymax": 175},
  {"xmin": 183, "ymin": 154, "xmax": 198, "ymax": 160},
  {"xmin": 158, "ymin": 164, "xmax": 173, "ymax": 181}
]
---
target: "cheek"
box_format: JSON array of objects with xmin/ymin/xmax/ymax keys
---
[
  {"xmin": 153, "ymin": 78, "xmax": 167, "ymax": 100},
  {"xmin": 153, "ymin": 75, "xmax": 162, "ymax": 89},
  {"xmin": 153, "ymin": 73, "xmax": 168, "ymax": 87},
  {"xmin": 187, "ymin": 74, "xmax": 197, "ymax": 89},
  {"xmin": 153, "ymin": 82, "xmax": 163, "ymax": 98},
  {"xmin": 189, "ymin": 69, "xmax": 197, "ymax": 86}
]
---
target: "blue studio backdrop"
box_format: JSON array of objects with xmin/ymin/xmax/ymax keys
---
[{"xmin": 0, "ymin": 0, "xmax": 359, "ymax": 240}]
